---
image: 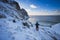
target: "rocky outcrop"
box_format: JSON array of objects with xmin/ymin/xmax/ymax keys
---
[{"xmin": 0, "ymin": 0, "xmax": 29, "ymax": 20}]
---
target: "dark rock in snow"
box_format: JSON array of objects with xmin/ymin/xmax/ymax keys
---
[
  {"xmin": 0, "ymin": 13, "xmax": 6, "ymax": 18},
  {"xmin": 0, "ymin": 0, "xmax": 29, "ymax": 20},
  {"xmin": 0, "ymin": 0, "xmax": 8, "ymax": 3},
  {"xmin": 10, "ymin": 1, "xmax": 20, "ymax": 10}
]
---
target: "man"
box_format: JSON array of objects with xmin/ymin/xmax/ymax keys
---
[{"xmin": 35, "ymin": 22, "xmax": 39, "ymax": 31}]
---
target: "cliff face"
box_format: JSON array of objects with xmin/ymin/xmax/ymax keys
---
[{"xmin": 0, "ymin": 0, "xmax": 29, "ymax": 20}]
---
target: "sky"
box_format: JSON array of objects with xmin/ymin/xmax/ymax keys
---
[{"xmin": 15, "ymin": 0, "xmax": 60, "ymax": 15}]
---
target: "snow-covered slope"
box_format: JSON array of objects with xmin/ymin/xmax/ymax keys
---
[
  {"xmin": 51, "ymin": 23, "xmax": 60, "ymax": 34},
  {"xmin": 0, "ymin": 0, "xmax": 60, "ymax": 40},
  {"xmin": 0, "ymin": 0, "xmax": 29, "ymax": 20},
  {"xmin": 0, "ymin": 18, "xmax": 60, "ymax": 40}
]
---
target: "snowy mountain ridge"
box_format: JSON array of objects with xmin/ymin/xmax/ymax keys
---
[{"xmin": 0, "ymin": 0, "xmax": 29, "ymax": 20}]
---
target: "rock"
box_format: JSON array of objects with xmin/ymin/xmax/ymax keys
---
[{"xmin": 0, "ymin": 0, "xmax": 29, "ymax": 20}]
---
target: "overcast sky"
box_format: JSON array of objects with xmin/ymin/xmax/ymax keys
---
[{"xmin": 15, "ymin": 0, "xmax": 60, "ymax": 15}]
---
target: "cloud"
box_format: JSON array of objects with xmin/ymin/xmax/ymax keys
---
[
  {"xmin": 30, "ymin": 4, "xmax": 37, "ymax": 8},
  {"xmin": 27, "ymin": 9, "xmax": 60, "ymax": 15}
]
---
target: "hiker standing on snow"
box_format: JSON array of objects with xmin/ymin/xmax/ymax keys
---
[{"xmin": 35, "ymin": 22, "xmax": 39, "ymax": 31}]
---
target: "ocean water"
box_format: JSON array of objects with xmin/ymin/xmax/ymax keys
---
[{"xmin": 28, "ymin": 15, "xmax": 60, "ymax": 26}]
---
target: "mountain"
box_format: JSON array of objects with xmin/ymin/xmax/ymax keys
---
[
  {"xmin": 0, "ymin": 0, "xmax": 60, "ymax": 40},
  {"xmin": 0, "ymin": 0, "xmax": 29, "ymax": 20}
]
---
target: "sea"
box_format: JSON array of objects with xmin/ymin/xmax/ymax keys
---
[{"xmin": 28, "ymin": 15, "xmax": 60, "ymax": 26}]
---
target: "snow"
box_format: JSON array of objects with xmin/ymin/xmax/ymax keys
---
[
  {"xmin": 0, "ymin": 0, "xmax": 60, "ymax": 40},
  {"xmin": 51, "ymin": 23, "xmax": 60, "ymax": 34},
  {"xmin": 0, "ymin": 19, "xmax": 37, "ymax": 40},
  {"xmin": 0, "ymin": 18, "xmax": 60, "ymax": 40}
]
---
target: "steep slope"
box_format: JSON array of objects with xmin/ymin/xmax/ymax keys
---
[{"xmin": 0, "ymin": 0, "xmax": 29, "ymax": 20}]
